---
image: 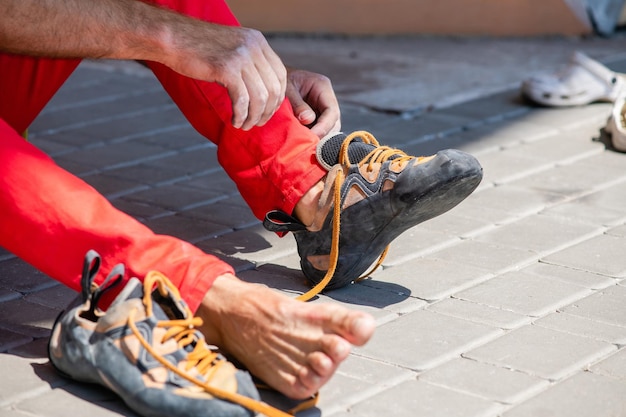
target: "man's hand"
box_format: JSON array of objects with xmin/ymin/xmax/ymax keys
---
[
  {"xmin": 161, "ymin": 24, "xmax": 287, "ymax": 131},
  {"xmin": 286, "ymin": 68, "xmax": 341, "ymax": 138}
]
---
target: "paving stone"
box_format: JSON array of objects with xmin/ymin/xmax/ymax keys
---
[
  {"xmin": 14, "ymin": 384, "xmax": 135, "ymax": 417},
  {"xmin": 323, "ymin": 279, "xmax": 427, "ymax": 317},
  {"xmin": 540, "ymin": 197, "xmax": 626, "ymax": 228},
  {"xmin": 419, "ymin": 357, "xmax": 549, "ymax": 404},
  {"xmin": 607, "ymin": 224, "xmax": 626, "ymax": 237},
  {"xmin": 357, "ymin": 309, "xmax": 502, "ymax": 371},
  {"xmin": 32, "ymin": 89, "xmax": 172, "ymax": 133},
  {"xmin": 429, "ymin": 240, "xmax": 537, "ymax": 275},
  {"xmin": 454, "ymin": 270, "xmax": 592, "ymax": 317},
  {"xmin": 0, "ymin": 298, "xmax": 59, "ymax": 338},
  {"xmin": 142, "ymin": 147, "xmax": 220, "ymax": 175},
  {"xmin": 57, "ymin": 141, "xmax": 171, "ymax": 171},
  {"xmin": 316, "ymin": 354, "xmax": 415, "ymax": 412},
  {"xmin": 0, "ymin": 259, "xmax": 57, "ymax": 294},
  {"xmin": 519, "ymin": 104, "xmax": 612, "ymax": 130},
  {"xmin": 542, "ymin": 234, "xmax": 626, "ymax": 278},
  {"xmin": 465, "ymin": 325, "xmax": 616, "ymax": 380},
  {"xmin": 561, "ymin": 284, "xmax": 626, "ymax": 328},
  {"xmin": 81, "ymin": 173, "xmax": 147, "ymax": 198},
  {"xmin": 428, "ymin": 298, "xmax": 529, "ymax": 330},
  {"xmin": 503, "ymin": 371, "xmax": 626, "ymax": 417},
  {"xmin": 434, "ymin": 117, "xmax": 557, "ymax": 157},
  {"xmin": 0, "ymin": 354, "xmax": 66, "ymax": 407},
  {"xmin": 178, "ymin": 199, "xmax": 259, "ymax": 230},
  {"xmin": 135, "ymin": 124, "xmax": 207, "ymax": 150},
  {"xmin": 0, "ymin": 328, "xmax": 32, "ymax": 353},
  {"xmin": 474, "ymin": 213, "xmax": 602, "ymax": 255},
  {"xmin": 143, "ymin": 214, "xmax": 231, "ymax": 243},
  {"xmin": 590, "ymin": 348, "xmax": 626, "ymax": 380},
  {"xmin": 123, "ymin": 183, "xmax": 226, "ymax": 211},
  {"xmin": 473, "ymin": 149, "xmax": 552, "ymax": 186},
  {"xmin": 511, "ymin": 156, "xmax": 626, "ymax": 199},
  {"xmin": 372, "ymin": 112, "xmax": 473, "ymax": 145},
  {"xmin": 373, "ymin": 257, "xmax": 492, "ymax": 302},
  {"xmin": 443, "ymin": 90, "xmax": 528, "ymax": 123},
  {"xmin": 535, "ymin": 312, "xmax": 626, "ymax": 345},
  {"xmin": 103, "ymin": 163, "xmax": 189, "ymax": 186},
  {"xmin": 23, "ymin": 284, "xmax": 77, "ymax": 310},
  {"xmin": 349, "ymin": 378, "xmax": 502, "ymax": 417},
  {"xmin": 203, "ymin": 224, "xmax": 296, "ymax": 263},
  {"xmin": 110, "ymin": 198, "xmax": 173, "ymax": 221},
  {"xmin": 8, "ymin": 338, "xmax": 50, "ymax": 359},
  {"xmin": 455, "ymin": 185, "xmax": 567, "ymax": 225},
  {"xmin": 0, "ymin": 288, "xmax": 21, "ymax": 303},
  {"xmin": 523, "ymin": 262, "xmax": 616, "ymax": 290},
  {"xmin": 510, "ymin": 122, "xmax": 605, "ymax": 163}
]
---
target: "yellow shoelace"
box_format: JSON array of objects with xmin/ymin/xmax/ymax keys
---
[
  {"xmin": 296, "ymin": 130, "xmax": 413, "ymax": 302},
  {"xmin": 128, "ymin": 271, "xmax": 306, "ymax": 417}
]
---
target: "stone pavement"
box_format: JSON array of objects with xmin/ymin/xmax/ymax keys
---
[{"xmin": 2, "ymin": 34, "xmax": 626, "ymax": 417}]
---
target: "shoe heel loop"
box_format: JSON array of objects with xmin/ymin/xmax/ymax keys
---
[{"xmin": 263, "ymin": 210, "xmax": 308, "ymax": 233}]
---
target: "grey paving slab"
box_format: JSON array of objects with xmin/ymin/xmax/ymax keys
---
[
  {"xmin": 473, "ymin": 213, "xmax": 602, "ymax": 256},
  {"xmin": 542, "ymin": 234, "xmax": 626, "ymax": 278},
  {"xmin": 591, "ymin": 348, "xmax": 626, "ymax": 380},
  {"xmin": 0, "ymin": 354, "xmax": 67, "ymax": 408},
  {"xmin": 373, "ymin": 257, "xmax": 492, "ymax": 302},
  {"xmin": 314, "ymin": 354, "xmax": 415, "ymax": 413},
  {"xmin": 428, "ymin": 239, "xmax": 538, "ymax": 275},
  {"xmin": 347, "ymin": 378, "xmax": 502, "ymax": 417},
  {"xmin": 23, "ymin": 284, "xmax": 77, "ymax": 311},
  {"xmin": 535, "ymin": 312, "xmax": 626, "ymax": 345},
  {"xmin": 357, "ymin": 309, "xmax": 502, "ymax": 371},
  {"xmin": 560, "ymin": 284, "xmax": 626, "ymax": 328},
  {"xmin": 427, "ymin": 298, "xmax": 530, "ymax": 330},
  {"xmin": 0, "ymin": 259, "xmax": 58, "ymax": 294},
  {"xmin": 454, "ymin": 184, "xmax": 567, "ymax": 226},
  {"xmin": 522, "ymin": 262, "xmax": 617, "ymax": 291},
  {"xmin": 13, "ymin": 385, "xmax": 136, "ymax": 417},
  {"xmin": 465, "ymin": 325, "xmax": 616, "ymax": 380},
  {"xmin": 454, "ymin": 270, "xmax": 592, "ymax": 317},
  {"xmin": 502, "ymin": 371, "xmax": 626, "ymax": 417},
  {"xmin": 0, "ymin": 298, "xmax": 59, "ymax": 338},
  {"xmin": 419, "ymin": 357, "xmax": 549, "ymax": 405}
]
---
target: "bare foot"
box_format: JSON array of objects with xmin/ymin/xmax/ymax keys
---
[{"xmin": 196, "ymin": 273, "xmax": 376, "ymax": 399}]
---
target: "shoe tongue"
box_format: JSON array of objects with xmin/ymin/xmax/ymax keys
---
[
  {"xmin": 316, "ymin": 132, "xmax": 377, "ymax": 170},
  {"xmin": 108, "ymin": 277, "xmax": 187, "ymax": 321}
]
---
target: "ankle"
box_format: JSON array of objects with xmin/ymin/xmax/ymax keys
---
[{"xmin": 293, "ymin": 179, "xmax": 325, "ymax": 227}]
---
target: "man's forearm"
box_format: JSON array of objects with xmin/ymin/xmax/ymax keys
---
[{"xmin": 0, "ymin": 0, "xmax": 179, "ymax": 62}]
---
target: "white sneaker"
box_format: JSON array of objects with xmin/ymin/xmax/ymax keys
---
[
  {"xmin": 521, "ymin": 51, "xmax": 625, "ymax": 107},
  {"xmin": 606, "ymin": 94, "xmax": 626, "ymax": 152}
]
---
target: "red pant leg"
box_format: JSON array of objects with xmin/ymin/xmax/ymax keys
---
[
  {"xmin": 0, "ymin": 120, "xmax": 233, "ymax": 311},
  {"xmin": 0, "ymin": 54, "xmax": 80, "ymax": 134},
  {"xmin": 146, "ymin": 0, "xmax": 327, "ymax": 220}
]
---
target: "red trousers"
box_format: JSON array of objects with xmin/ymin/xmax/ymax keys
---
[{"xmin": 0, "ymin": 0, "xmax": 326, "ymax": 311}]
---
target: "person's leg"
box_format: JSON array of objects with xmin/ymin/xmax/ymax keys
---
[
  {"xmin": 0, "ymin": 54, "xmax": 80, "ymax": 134},
  {"xmin": 145, "ymin": 0, "xmax": 327, "ymax": 220},
  {"xmin": 0, "ymin": 119, "xmax": 234, "ymax": 310}
]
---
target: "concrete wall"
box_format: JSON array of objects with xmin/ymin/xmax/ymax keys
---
[{"xmin": 226, "ymin": 0, "xmax": 592, "ymax": 36}]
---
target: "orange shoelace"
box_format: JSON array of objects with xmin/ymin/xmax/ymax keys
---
[
  {"xmin": 128, "ymin": 271, "xmax": 310, "ymax": 417},
  {"xmin": 296, "ymin": 130, "xmax": 415, "ymax": 301}
]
